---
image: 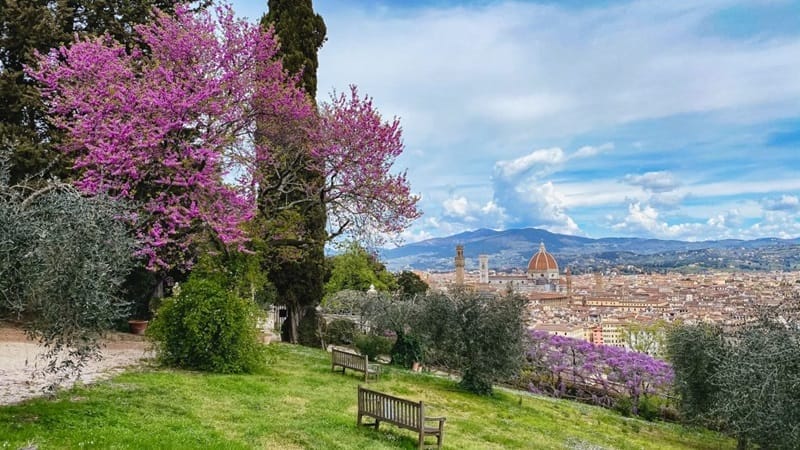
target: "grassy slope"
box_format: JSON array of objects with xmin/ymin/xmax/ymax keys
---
[{"xmin": 0, "ymin": 344, "xmax": 732, "ymax": 449}]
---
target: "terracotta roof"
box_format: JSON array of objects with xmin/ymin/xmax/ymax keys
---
[{"xmin": 527, "ymin": 242, "xmax": 559, "ymax": 272}]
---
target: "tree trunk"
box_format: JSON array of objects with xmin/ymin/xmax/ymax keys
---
[
  {"xmin": 736, "ymin": 436, "xmax": 747, "ymax": 450},
  {"xmin": 288, "ymin": 299, "xmax": 301, "ymax": 343}
]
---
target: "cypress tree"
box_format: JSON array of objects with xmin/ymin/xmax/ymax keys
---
[
  {"xmin": 260, "ymin": 0, "xmax": 327, "ymax": 345},
  {"xmin": 262, "ymin": 0, "xmax": 326, "ymax": 99}
]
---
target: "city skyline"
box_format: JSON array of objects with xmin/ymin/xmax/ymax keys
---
[{"xmin": 233, "ymin": 0, "xmax": 800, "ymax": 244}]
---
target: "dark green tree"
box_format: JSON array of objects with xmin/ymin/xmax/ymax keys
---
[
  {"xmin": 262, "ymin": 0, "xmax": 326, "ymax": 99},
  {"xmin": 667, "ymin": 305, "xmax": 800, "ymax": 449},
  {"xmin": 365, "ymin": 289, "xmax": 528, "ymax": 395},
  {"xmin": 665, "ymin": 323, "xmax": 725, "ymax": 423},
  {"xmin": 395, "ymin": 270, "xmax": 428, "ymax": 296},
  {"xmin": 259, "ymin": 0, "xmax": 327, "ymax": 345}
]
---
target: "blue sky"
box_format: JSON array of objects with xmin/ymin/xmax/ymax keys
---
[{"xmin": 231, "ymin": 0, "xmax": 800, "ymax": 243}]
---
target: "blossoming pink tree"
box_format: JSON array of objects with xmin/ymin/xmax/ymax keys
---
[
  {"xmin": 29, "ymin": 3, "xmax": 420, "ymax": 273},
  {"xmin": 29, "ymin": 4, "xmax": 313, "ymax": 271},
  {"xmin": 315, "ymin": 86, "xmax": 421, "ymax": 247}
]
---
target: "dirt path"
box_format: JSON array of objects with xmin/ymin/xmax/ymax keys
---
[{"xmin": 0, "ymin": 325, "xmax": 151, "ymax": 406}]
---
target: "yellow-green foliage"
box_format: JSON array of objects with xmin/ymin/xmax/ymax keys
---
[
  {"xmin": 148, "ymin": 277, "xmax": 266, "ymax": 373},
  {"xmin": 0, "ymin": 344, "xmax": 733, "ymax": 449}
]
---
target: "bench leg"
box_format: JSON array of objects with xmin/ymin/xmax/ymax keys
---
[{"xmin": 418, "ymin": 432, "xmax": 425, "ymax": 449}]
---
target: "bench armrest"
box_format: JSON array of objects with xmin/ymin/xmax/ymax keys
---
[{"xmin": 424, "ymin": 416, "xmax": 446, "ymax": 422}]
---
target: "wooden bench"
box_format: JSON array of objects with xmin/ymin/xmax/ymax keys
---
[
  {"xmin": 331, "ymin": 347, "xmax": 380, "ymax": 382},
  {"xmin": 357, "ymin": 385, "xmax": 446, "ymax": 449}
]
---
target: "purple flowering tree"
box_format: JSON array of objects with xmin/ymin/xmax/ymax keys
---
[
  {"xmin": 29, "ymin": 4, "xmax": 313, "ymax": 271},
  {"xmin": 526, "ymin": 331, "xmax": 674, "ymax": 416},
  {"xmin": 29, "ymin": 4, "xmax": 420, "ymax": 272}
]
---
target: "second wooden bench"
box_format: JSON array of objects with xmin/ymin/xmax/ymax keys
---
[{"xmin": 331, "ymin": 347, "xmax": 380, "ymax": 382}]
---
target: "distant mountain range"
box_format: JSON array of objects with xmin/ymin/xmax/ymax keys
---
[{"xmin": 380, "ymin": 228, "xmax": 800, "ymax": 273}]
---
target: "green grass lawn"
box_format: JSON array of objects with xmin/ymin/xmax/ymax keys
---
[{"xmin": 0, "ymin": 343, "xmax": 732, "ymax": 449}]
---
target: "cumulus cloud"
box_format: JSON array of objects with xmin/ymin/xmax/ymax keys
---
[
  {"xmin": 245, "ymin": 0, "xmax": 800, "ymax": 243},
  {"xmin": 494, "ymin": 147, "xmax": 565, "ymax": 178},
  {"xmin": 623, "ymin": 171, "xmax": 680, "ymax": 193},
  {"xmin": 613, "ymin": 201, "xmax": 751, "ymax": 241},
  {"xmin": 441, "ymin": 195, "xmax": 508, "ymax": 227},
  {"xmin": 490, "ymin": 146, "xmax": 598, "ymax": 235},
  {"xmin": 443, "ymin": 195, "xmax": 472, "ymax": 218},
  {"xmin": 761, "ymin": 194, "xmax": 800, "ymax": 212}
]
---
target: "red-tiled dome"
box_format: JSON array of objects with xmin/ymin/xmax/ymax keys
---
[{"xmin": 527, "ymin": 242, "xmax": 558, "ymax": 273}]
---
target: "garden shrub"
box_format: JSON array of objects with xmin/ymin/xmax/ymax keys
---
[
  {"xmin": 326, "ymin": 318, "xmax": 358, "ymax": 345},
  {"xmin": 391, "ymin": 332, "xmax": 423, "ymax": 369},
  {"xmin": 148, "ymin": 276, "xmax": 266, "ymax": 373},
  {"xmin": 354, "ymin": 333, "xmax": 393, "ymax": 361}
]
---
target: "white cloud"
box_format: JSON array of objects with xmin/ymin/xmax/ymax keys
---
[
  {"xmin": 491, "ymin": 147, "xmax": 593, "ymax": 235},
  {"xmin": 610, "ymin": 201, "xmax": 794, "ymax": 241},
  {"xmin": 623, "ymin": 171, "xmax": 680, "ymax": 193},
  {"xmin": 316, "ymin": 0, "xmax": 800, "ymax": 152},
  {"xmin": 495, "ymin": 147, "xmax": 565, "ymax": 178},
  {"xmin": 762, "ymin": 194, "xmax": 800, "ymax": 212},
  {"xmin": 230, "ymin": 0, "xmax": 800, "ymax": 242},
  {"xmin": 574, "ymin": 143, "xmax": 613, "ymax": 159},
  {"xmin": 443, "ymin": 195, "xmax": 471, "ymax": 218}
]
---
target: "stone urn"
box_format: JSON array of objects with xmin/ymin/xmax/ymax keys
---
[{"xmin": 128, "ymin": 320, "xmax": 149, "ymax": 335}]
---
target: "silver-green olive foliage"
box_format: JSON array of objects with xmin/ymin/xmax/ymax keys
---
[{"xmin": 0, "ymin": 154, "xmax": 137, "ymax": 382}]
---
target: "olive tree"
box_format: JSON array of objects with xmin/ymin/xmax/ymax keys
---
[
  {"xmin": 668, "ymin": 301, "xmax": 800, "ymax": 449},
  {"xmin": 366, "ymin": 288, "xmax": 528, "ymax": 395},
  {"xmin": 0, "ymin": 151, "xmax": 137, "ymax": 383}
]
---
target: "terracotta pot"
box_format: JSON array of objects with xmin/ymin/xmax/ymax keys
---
[{"xmin": 128, "ymin": 320, "xmax": 149, "ymax": 335}]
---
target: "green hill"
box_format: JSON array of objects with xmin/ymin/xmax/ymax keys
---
[{"xmin": 0, "ymin": 344, "xmax": 732, "ymax": 449}]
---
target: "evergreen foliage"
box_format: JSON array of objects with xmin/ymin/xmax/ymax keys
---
[
  {"xmin": 325, "ymin": 241, "xmax": 396, "ymax": 296},
  {"xmin": 0, "ymin": 153, "xmax": 137, "ymax": 381},
  {"xmin": 395, "ymin": 270, "xmax": 428, "ymax": 296},
  {"xmin": 354, "ymin": 333, "xmax": 393, "ymax": 362},
  {"xmin": 667, "ymin": 308, "xmax": 800, "ymax": 449},
  {"xmin": 324, "ymin": 318, "xmax": 358, "ymax": 345},
  {"xmin": 262, "ymin": 0, "xmax": 326, "ymax": 99},
  {"xmin": 390, "ymin": 332, "xmax": 423, "ymax": 369},
  {"xmin": 364, "ymin": 289, "xmax": 528, "ymax": 395},
  {"xmin": 665, "ymin": 323, "xmax": 724, "ymax": 423},
  {"xmin": 148, "ymin": 276, "xmax": 266, "ymax": 374},
  {"xmin": 259, "ymin": 0, "xmax": 327, "ymax": 345}
]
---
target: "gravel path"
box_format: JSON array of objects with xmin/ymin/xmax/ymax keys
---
[{"xmin": 0, "ymin": 325, "xmax": 151, "ymax": 406}]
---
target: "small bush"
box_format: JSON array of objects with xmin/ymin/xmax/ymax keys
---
[
  {"xmin": 148, "ymin": 277, "xmax": 266, "ymax": 373},
  {"xmin": 391, "ymin": 333, "xmax": 423, "ymax": 369},
  {"xmin": 354, "ymin": 333, "xmax": 393, "ymax": 361},
  {"xmin": 326, "ymin": 319, "xmax": 358, "ymax": 345}
]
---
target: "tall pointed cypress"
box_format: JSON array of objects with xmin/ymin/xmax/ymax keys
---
[{"xmin": 260, "ymin": 0, "xmax": 327, "ymax": 345}]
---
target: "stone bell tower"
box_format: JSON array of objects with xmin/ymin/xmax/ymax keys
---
[
  {"xmin": 479, "ymin": 254, "xmax": 489, "ymax": 284},
  {"xmin": 455, "ymin": 245, "xmax": 465, "ymax": 285}
]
